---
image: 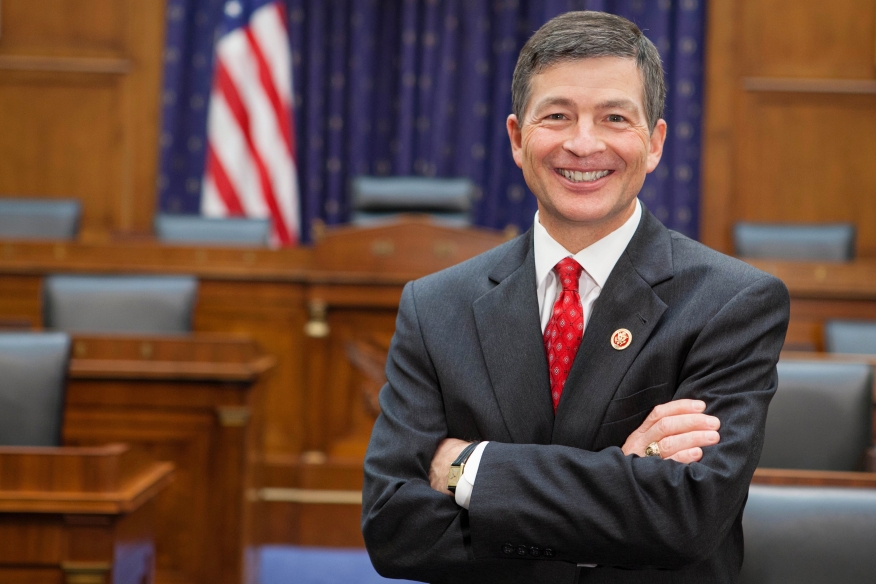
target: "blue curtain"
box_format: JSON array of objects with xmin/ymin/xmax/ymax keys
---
[{"xmin": 158, "ymin": 0, "xmax": 706, "ymax": 242}]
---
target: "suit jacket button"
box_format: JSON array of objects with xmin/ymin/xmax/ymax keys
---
[
  {"xmin": 544, "ymin": 548, "xmax": 555, "ymax": 557},
  {"xmin": 516, "ymin": 545, "xmax": 527, "ymax": 556},
  {"xmin": 502, "ymin": 544, "xmax": 514, "ymax": 555},
  {"xmin": 529, "ymin": 547, "xmax": 541, "ymax": 557}
]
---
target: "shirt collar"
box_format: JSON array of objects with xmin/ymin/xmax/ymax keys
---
[{"xmin": 534, "ymin": 199, "xmax": 642, "ymax": 290}]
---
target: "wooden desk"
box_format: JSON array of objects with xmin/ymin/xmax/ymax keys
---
[
  {"xmin": 747, "ymin": 259, "xmax": 876, "ymax": 351},
  {"xmin": 0, "ymin": 443, "xmax": 173, "ymax": 584},
  {"xmin": 752, "ymin": 468, "xmax": 876, "ymax": 488},
  {"xmin": 63, "ymin": 334, "xmax": 274, "ymax": 584},
  {"xmin": 0, "ymin": 221, "xmax": 509, "ymax": 550}
]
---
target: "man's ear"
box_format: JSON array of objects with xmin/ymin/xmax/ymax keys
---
[
  {"xmin": 646, "ymin": 119, "xmax": 667, "ymax": 173},
  {"xmin": 507, "ymin": 114, "xmax": 524, "ymax": 169}
]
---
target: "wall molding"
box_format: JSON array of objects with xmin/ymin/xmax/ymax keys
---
[
  {"xmin": 744, "ymin": 77, "xmax": 876, "ymax": 94},
  {"xmin": 0, "ymin": 55, "xmax": 131, "ymax": 75}
]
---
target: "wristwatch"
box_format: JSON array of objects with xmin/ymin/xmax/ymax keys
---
[{"xmin": 447, "ymin": 441, "xmax": 480, "ymax": 493}]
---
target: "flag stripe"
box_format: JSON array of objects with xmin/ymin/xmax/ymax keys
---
[
  {"xmin": 245, "ymin": 22, "xmax": 293, "ymax": 157},
  {"xmin": 218, "ymin": 35, "xmax": 296, "ymax": 238},
  {"xmin": 215, "ymin": 58, "xmax": 293, "ymax": 243},
  {"xmin": 205, "ymin": 89, "xmax": 268, "ymax": 218},
  {"xmin": 201, "ymin": 0, "xmax": 299, "ymax": 246},
  {"xmin": 206, "ymin": 144, "xmax": 246, "ymax": 215}
]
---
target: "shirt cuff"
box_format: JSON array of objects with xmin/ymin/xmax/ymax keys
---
[{"xmin": 454, "ymin": 441, "xmax": 488, "ymax": 509}]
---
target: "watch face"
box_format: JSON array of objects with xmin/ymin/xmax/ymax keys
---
[{"xmin": 448, "ymin": 467, "xmax": 461, "ymax": 486}]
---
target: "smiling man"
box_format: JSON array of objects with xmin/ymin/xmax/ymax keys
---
[{"xmin": 362, "ymin": 11, "xmax": 789, "ymax": 584}]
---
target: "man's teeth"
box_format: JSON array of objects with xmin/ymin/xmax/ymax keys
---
[{"xmin": 560, "ymin": 169, "xmax": 610, "ymax": 183}]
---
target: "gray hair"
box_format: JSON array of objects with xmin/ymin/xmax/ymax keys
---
[{"xmin": 511, "ymin": 11, "xmax": 666, "ymax": 133}]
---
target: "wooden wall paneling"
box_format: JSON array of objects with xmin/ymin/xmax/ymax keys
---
[
  {"xmin": 0, "ymin": 0, "xmax": 166, "ymax": 240},
  {"xmin": 0, "ymin": 69, "xmax": 125, "ymax": 238},
  {"xmin": 119, "ymin": 0, "xmax": 166, "ymax": 234},
  {"xmin": 700, "ymin": 0, "xmax": 740, "ymax": 252},
  {"xmin": 194, "ymin": 280, "xmax": 309, "ymax": 457},
  {"xmin": 735, "ymin": 92, "xmax": 876, "ymax": 256},
  {"xmin": 740, "ymin": 0, "xmax": 876, "ymax": 79},
  {"xmin": 702, "ymin": 0, "xmax": 876, "ymax": 256},
  {"xmin": 0, "ymin": 273, "xmax": 42, "ymax": 327}
]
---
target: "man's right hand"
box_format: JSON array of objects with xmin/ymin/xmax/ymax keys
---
[{"xmin": 621, "ymin": 399, "xmax": 720, "ymax": 463}]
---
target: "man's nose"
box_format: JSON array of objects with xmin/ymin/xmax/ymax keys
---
[{"xmin": 563, "ymin": 121, "xmax": 606, "ymax": 158}]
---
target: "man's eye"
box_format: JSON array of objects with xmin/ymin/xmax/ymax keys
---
[
  {"xmin": 607, "ymin": 114, "xmax": 626, "ymax": 123},
  {"xmin": 547, "ymin": 113, "xmax": 566, "ymax": 120}
]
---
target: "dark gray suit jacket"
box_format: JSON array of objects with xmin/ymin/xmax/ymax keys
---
[{"xmin": 362, "ymin": 208, "xmax": 790, "ymax": 583}]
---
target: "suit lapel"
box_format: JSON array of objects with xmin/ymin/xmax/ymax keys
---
[
  {"xmin": 552, "ymin": 208, "xmax": 673, "ymax": 449},
  {"xmin": 473, "ymin": 230, "xmax": 555, "ymax": 444}
]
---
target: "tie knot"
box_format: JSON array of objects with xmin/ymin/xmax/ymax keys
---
[{"xmin": 554, "ymin": 257, "xmax": 583, "ymax": 292}]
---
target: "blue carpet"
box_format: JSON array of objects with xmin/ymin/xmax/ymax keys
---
[{"xmin": 257, "ymin": 545, "xmax": 418, "ymax": 584}]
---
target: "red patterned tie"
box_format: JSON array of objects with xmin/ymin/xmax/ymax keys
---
[{"xmin": 544, "ymin": 257, "xmax": 584, "ymax": 413}]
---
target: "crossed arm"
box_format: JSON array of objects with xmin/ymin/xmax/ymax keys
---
[
  {"xmin": 363, "ymin": 274, "xmax": 789, "ymax": 579},
  {"xmin": 429, "ymin": 398, "xmax": 722, "ymax": 495}
]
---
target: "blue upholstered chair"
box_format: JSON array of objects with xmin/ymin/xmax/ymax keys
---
[
  {"xmin": 758, "ymin": 360, "xmax": 873, "ymax": 471},
  {"xmin": 0, "ymin": 198, "xmax": 81, "ymax": 240},
  {"xmin": 824, "ymin": 320, "xmax": 876, "ymax": 355},
  {"xmin": 350, "ymin": 176, "xmax": 476, "ymax": 227},
  {"xmin": 739, "ymin": 484, "xmax": 876, "ymax": 584},
  {"xmin": 0, "ymin": 332, "xmax": 71, "ymax": 446},
  {"xmin": 733, "ymin": 222, "xmax": 855, "ymax": 261},
  {"xmin": 154, "ymin": 214, "xmax": 271, "ymax": 247},
  {"xmin": 43, "ymin": 275, "xmax": 198, "ymax": 334}
]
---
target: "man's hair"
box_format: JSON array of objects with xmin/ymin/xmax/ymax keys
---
[{"xmin": 511, "ymin": 11, "xmax": 666, "ymax": 133}]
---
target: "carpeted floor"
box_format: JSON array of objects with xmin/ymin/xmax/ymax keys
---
[{"xmin": 257, "ymin": 545, "xmax": 418, "ymax": 584}]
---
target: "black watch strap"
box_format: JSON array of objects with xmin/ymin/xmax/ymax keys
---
[{"xmin": 448, "ymin": 441, "xmax": 480, "ymax": 493}]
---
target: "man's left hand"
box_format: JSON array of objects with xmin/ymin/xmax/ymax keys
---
[{"xmin": 429, "ymin": 438, "xmax": 469, "ymax": 495}]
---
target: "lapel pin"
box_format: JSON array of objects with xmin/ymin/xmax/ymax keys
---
[{"xmin": 611, "ymin": 328, "xmax": 632, "ymax": 350}]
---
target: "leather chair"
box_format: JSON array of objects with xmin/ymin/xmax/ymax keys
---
[
  {"xmin": 0, "ymin": 332, "xmax": 71, "ymax": 446},
  {"xmin": 824, "ymin": 319, "xmax": 876, "ymax": 355},
  {"xmin": 350, "ymin": 176, "xmax": 476, "ymax": 227},
  {"xmin": 739, "ymin": 484, "xmax": 876, "ymax": 584},
  {"xmin": 43, "ymin": 275, "xmax": 198, "ymax": 334},
  {"xmin": 733, "ymin": 222, "xmax": 855, "ymax": 261},
  {"xmin": 0, "ymin": 198, "xmax": 81, "ymax": 240},
  {"xmin": 154, "ymin": 214, "xmax": 271, "ymax": 247},
  {"xmin": 758, "ymin": 360, "xmax": 873, "ymax": 471}
]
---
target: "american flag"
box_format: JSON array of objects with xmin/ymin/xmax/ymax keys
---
[{"xmin": 201, "ymin": 0, "xmax": 300, "ymax": 245}]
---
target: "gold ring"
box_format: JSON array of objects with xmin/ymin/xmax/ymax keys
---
[{"xmin": 644, "ymin": 441, "xmax": 661, "ymax": 458}]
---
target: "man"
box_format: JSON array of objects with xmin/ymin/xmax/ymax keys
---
[{"xmin": 362, "ymin": 11, "xmax": 789, "ymax": 584}]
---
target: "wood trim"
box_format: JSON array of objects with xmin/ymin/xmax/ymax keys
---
[
  {"xmin": 743, "ymin": 77, "xmax": 876, "ymax": 94},
  {"xmin": 68, "ymin": 358, "xmax": 273, "ymax": 382},
  {"xmin": 752, "ymin": 467, "xmax": 876, "ymax": 487},
  {"xmin": 258, "ymin": 487, "xmax": 363, "ymax": 505},
  {"xmin": 0, "ymin": 55, "xmax": 131, "ymax": 74},
  {"xmin": 0, "ymin": 461, "xmax": 174, "ymax": 514}
]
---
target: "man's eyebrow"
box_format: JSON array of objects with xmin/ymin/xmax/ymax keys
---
[
  {"xmin": 530, "ymin": 96, "xmax": 576, "ymax": 112},
  {"xmin": 596, "ymin": 99, "xmax": 640, "ymax": 113}
]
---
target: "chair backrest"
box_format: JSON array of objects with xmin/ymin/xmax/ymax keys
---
[
  {"xmin": 758, "ymin": 360, "xmax": 873, "ymax": 471},
  {"xmin": 154, "ymin": 214, "xmax": 271, "ymax": 247},
  {"xmin": 739, "ymin": 484, "xmax": 876, "ymax": 584},
  {"xmin": 350, "ymin": 176, "xmax": 476, "ymax": 227},
  {"xmin": 0, "ymin": 198, "xmax": 81, "ymax": 240},
  {"xmin": 733, "ymin": 222, "xmax": 855, "ymax": 261},
  {"xmin": 43, "ymin": 275, "xmax": 198, "ymax": 334},
  {"xmin": 0, "ymin": 332, "xmax": 71, "ymax": 446},
  {"xmin": 824, "ymin": 320, "xmax": 876, "ymax": 355}
]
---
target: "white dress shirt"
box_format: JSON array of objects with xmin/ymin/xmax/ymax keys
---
[{"xmin": 454, "ymin": 200, "xmax": 643, "ymax": 509}]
